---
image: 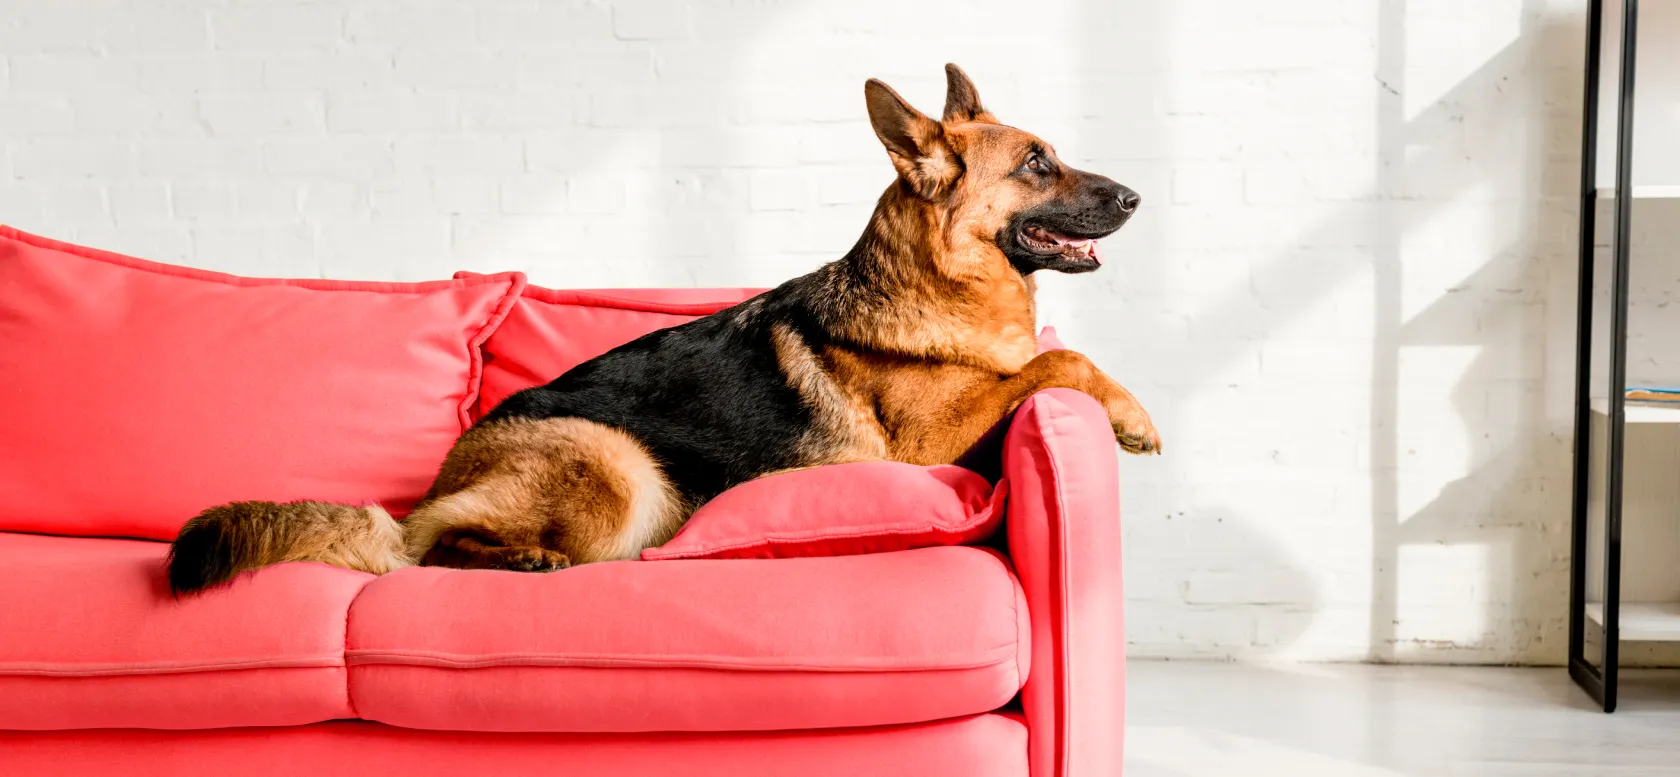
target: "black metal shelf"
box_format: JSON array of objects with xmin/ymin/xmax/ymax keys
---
[{"xmin": 1568, "ymin": 0, "xmax": 1640, "ymax": 714}]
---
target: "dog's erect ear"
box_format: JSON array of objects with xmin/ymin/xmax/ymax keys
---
[
  {"xmin": 942, "ymin": 63, "xmax": 995, "ymax": 124},
  {"xmin": 865, "ymin": 78, "xmax": 960, "ymax": 199},
  {"xmin": 865, "ymin": 78, "xmax": 942, "ymax": 164}
]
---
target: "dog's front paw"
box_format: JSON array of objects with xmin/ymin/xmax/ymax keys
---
[
  {"xmin": 502, "ymin": 548, "xmax": 572, "ymax": 572},
  {"xmin": 1112, "ymin": 409, "xmax": 1161, "ymax": 455}
]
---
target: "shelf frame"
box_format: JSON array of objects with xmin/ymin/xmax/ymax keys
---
[
  {"xmin": 1569, "ymin": 0, "xmax": 1641, "ymax": 715},
  {"xmin": 1595, "ymin": 184, "xmax": 1680, "ymax": 198},
  {"xmin": 1586, "ymin": 602, "xmax": 1680, "ymax": 641},
  {"xmin": 1589, "ymin": 398, "xmax": 1680, "ymax": 423}
]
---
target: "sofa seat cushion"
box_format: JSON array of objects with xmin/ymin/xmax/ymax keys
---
[
  {"xmin": 346, "ymin": 546, "xmax": 1029, "ymax": 733},
  {"xmin": 0, "ymin": 532, "xmax": 369, "ymax": 730}
]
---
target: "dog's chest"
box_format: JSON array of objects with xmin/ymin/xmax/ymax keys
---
[{"xmin": 888, "ymin": 307, "xmax": 1037, "ymax": 374}]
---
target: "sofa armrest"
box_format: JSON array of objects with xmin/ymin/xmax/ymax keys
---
[{"xmin": 1004, "ymin": 388, "xmax": 1124, "ymax": 777}]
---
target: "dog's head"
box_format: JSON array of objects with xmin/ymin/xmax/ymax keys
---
[{"xmin": 865, "ymin": 64, "xmax": 1139, "ymax": 275}]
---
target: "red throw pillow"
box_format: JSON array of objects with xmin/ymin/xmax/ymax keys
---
[
  {"xmin": 0, "ymin": 226, "xmax": 525, "ymax": 540},
  {"xmin": 641, "ymin": 461, "xmax": 1007, "ymax": 561},
  {"xmin": 454, "ymin": 272, "xmax": 766, "ymax": 419}
]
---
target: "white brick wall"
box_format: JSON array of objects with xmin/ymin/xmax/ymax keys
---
[{"xmin": 0, "ymin": 0, "xmax": 1612, "ymax": 664}]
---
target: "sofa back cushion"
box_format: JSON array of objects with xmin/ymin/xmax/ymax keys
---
[
  {"xmin": 0, "ymin": 226, "xmax": 524, "ymax": 540},
  {"xmin": 455, "ymin": 272, "xmax": 763, "ymax": 418}
]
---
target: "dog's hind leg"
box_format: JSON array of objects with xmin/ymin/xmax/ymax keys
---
[
  {"xmin": 422, "ymin": 525, "xmax": 571, "ymax": 571},
  {"xmin": 404, "ymin": 417, "xmax": 688, "ymax": 570}
]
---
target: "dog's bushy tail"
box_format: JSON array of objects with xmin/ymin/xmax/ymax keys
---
[{"xmin": 166, "ymin": 500, "xmax": 412, "ymax": 596}]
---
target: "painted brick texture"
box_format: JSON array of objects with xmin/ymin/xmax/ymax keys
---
[{"xmin": 0, "ymin": 0, "xmax": 1608, "ymax": 663}]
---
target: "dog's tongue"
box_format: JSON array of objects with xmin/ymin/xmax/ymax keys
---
[
  {"xmin": 1043, "ymin": 228, "xmax": 1098, "ymax": 261},
  {"xmin": 1024, "ymin": 224, "xmax": 1101, "ymax": 263},
  {"xmin": 1041, "ymin": 228, "xmax": 1086, "ymax": 248}
]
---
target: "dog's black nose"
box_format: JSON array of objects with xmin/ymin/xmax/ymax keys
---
[
  {"xmin": 1117, "ymin": 188, "xmax": 1141, "ymax": 213},
  {"xmin": 1084, "ymin": 175, "xmax": 1140, "ymax": 218}
]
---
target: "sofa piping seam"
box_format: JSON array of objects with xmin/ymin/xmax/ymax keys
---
[
  {"xmin": 338, "ymin": 648, "xmax": 1018, "ymax": 673},
  {"xmin": 0, "ymin": 656, "xmax": 346, "ymax": 678}
]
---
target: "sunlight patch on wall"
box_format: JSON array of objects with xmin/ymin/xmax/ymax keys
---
[
  {"xmin": 1401, "ymin": 0, "xmax": 1523, "ymax": 123},
  {"xmin": 1394, "ymin": 543, "xmax": 1491, "ymax": 651}
]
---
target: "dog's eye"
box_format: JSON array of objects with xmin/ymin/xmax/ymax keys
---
[{"xmin": 1025, "ymin": 154, "xmax": 1043, "ymax": 172}]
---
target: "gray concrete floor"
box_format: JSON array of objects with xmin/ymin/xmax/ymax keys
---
[{"xmin": 1126, "ymin": 660, "xmax": 1680, "ymax": 776}]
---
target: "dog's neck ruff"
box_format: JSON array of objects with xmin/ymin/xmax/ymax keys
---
[{"xmin": 810, "ymin": 185, "xmax": 1039, "ymax": 374}]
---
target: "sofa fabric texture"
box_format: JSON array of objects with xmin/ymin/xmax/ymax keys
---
[
  {"xmin": 641, "ymin": 461, "xmax": 1005, "ymax": 561},
  {"xmin": 345, "ymin": 546, "xmax": 1027, "ymax": 732},
  {"xmin": 0, "ymin": 715, "xmax": 1030, "ymax": 777},
  {"xmin": 0, "ymin": 532, "xmax": 369, "ymax": 730}
]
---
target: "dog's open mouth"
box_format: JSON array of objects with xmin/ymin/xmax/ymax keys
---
[{"xmin": 1018, "ymin": 223, "xmax": 1101, "ymax": 264}]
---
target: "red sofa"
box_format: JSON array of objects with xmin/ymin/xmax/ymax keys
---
[{"xmin": 0, "ymin": 227, "xmax": 1125, "ymax": 776}]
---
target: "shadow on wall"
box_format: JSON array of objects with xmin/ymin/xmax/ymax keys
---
[
  {"xmin": 1059, "ymin": 0, "xmax": 1589, "ymax": 663},
  {"xmin": 1371, "ymin": 1, "xmax": 1580, "ymax": 665},
  {"xmin": 1125, "ymin": 507, "xmax": 1320, "ymax": 656},
  {"xmin": 1130, "ymin": 0, "xmax": 1583, "ymax": 663},
  {"xmin": 1063, "ymin": 1, "xmax": 1322, "ymax": 655}
]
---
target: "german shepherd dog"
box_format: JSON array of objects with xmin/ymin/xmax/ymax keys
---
[{"xmin": 166, "ymin": 65, "xmax": 1161, "ymax": 595}]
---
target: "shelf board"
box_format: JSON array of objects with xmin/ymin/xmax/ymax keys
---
[
  {"xmin": 1590, "ymin": 397, "xmax": 1680, "ymax": 423},
  {"xmin": 1586, "ymin": 602, "xmax": 1680, "ymax": 641},
  {"xmin": 1594, "ymin": 185, "xmax": 1680, "ymax": 199}
]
